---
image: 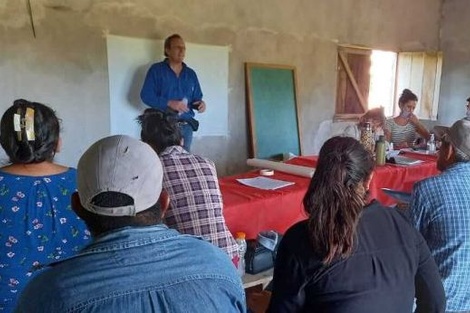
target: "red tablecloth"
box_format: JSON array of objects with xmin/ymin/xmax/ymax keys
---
[
  {"xmin": 288, "ymin": 154, "xmax": 439, "ymax": 206},
  {"xmin": 221, "ymin": 154, "xmax": 439, "ymax": 239},
  {"xmin": 220, "ymin": 170, "xmax": 309, "ymax": 239}
]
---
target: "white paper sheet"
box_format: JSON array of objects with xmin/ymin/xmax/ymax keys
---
[{"xmin": 237, "ymin": 176, "xmax": 295, "ymax": 190}]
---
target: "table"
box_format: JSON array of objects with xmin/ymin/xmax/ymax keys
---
[
  {"xmin": 221, "ymin": 154, "xmax": 439, "ymax": 239},
  {"xmin": 287, "ymin": 153, "xmax": 439, "ymax": 206},
  {"xmin": 220, "ymin": 170, "xmax": 309, "ymax": 239}
]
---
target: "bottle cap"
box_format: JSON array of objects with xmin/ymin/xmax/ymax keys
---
[{"xmin": 235, "ymin": 232, "xmax": 246, "ymax": 239}]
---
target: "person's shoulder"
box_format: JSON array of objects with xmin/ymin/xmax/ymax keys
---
[
  {"xmin": 413, "ymin": 171, "xmax": 446, "ymax": 193},
  {"xmin": 176, "ymin": 149, "xmax": 217, "ymax": 171},
  {"xmin": 361, "ymin": 201, "xmax": 423, "ymax": 243},
  {"xmin": 362, "ymin": 201, "xmax": 411, "ymax": 228},
  {"xmin": 176, "ymin": 233, "xmax": 224, "ymax": 254},
  {"xmin": 192, "ymin": 154, "xmax": 216, "ymax": 168},
  {"xmin": 361, "ymin": 200, "xmax": 388, "ymax": 218},
  {"xmin": 174, "ymin": 234, "xmax": 240, "ymax": 276},
  {"xmin": 148, "ymin": 60, "xmax": 167, "ymax": 71},
  {"xmin": 385, "ymin": 117, "xmax": 395, "ymax": 126},
  {"xmin": 281, "ymin": 220, "xmax": 309, "ymax": 246},
  {"xmin": 60, "ymin": 167, "xmax": 77, "ymax": 178},
  {"xmin": 18, "ymin": 267, "xmax": 63, "ymax": 309},
  {"xmin": 182, "ymin": 63, "xmax": 198, "ymax": 75}
]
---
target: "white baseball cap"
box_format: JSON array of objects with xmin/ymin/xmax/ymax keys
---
[{"xmin": 77, "ymin": 135, "xmax": 163, "ymax": 216}]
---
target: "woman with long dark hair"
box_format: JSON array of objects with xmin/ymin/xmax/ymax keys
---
[{"xmin": 267, "ymin": 136, "xmax": 445, "ymax": 313}]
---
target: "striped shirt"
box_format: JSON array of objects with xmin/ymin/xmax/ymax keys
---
[
  {"xmin": 385, "ymin": 118, "xmax": 417, "ymax": 146},
  {"xmin": 160, "ymin": 145, "xmax": 239, "ymax": 259},
  {"xmin": 410, "ymin": 162, "xmax": 470, "ymax": 312}
]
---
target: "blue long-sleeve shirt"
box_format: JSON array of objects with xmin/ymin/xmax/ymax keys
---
[{"xmin": 140, "ymin": 59, "xmax": 203, "ymax": 121}]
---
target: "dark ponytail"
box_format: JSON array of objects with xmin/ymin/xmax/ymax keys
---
[{"xmin": 303, "ymin": 136, "xmax": 374, "ymax": 264}]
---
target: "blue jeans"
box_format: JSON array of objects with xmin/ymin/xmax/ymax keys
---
[{"xmin": 180, "ymin": 123, "xmax": 193, "ymax": 152}]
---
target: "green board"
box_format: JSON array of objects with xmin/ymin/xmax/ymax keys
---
[{"xmin": 245, "ymin": 63, "xmax": 301, "ymax": 159}]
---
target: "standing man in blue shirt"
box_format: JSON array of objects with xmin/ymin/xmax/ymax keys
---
[
  {"xmin": 140, "ymin": 34, "xmax": 206, "ymax": 152},
  {"xmin": 15, "ymin": 135, "xmax": 246, "ymax": 313},
  {"xmin": 410, "ymin": 118, "xmax": 470, "ymax": 313}
]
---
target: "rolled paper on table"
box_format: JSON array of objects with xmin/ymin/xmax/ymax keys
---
[{"xmin": 247, "ymin": 158, "xmax": 315, "ymax": 178}]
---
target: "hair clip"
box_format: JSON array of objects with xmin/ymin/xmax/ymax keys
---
[
  {"xmin": 13, "ymin": 107, "xmax": 35, "ymax": 142},
  {"xmin": 14, "ymin": 108, "xmax": 23, "ymax": 141},
  {"xmin": 25, "ymin": 108, "xmax": 35, "ymax": 141}
]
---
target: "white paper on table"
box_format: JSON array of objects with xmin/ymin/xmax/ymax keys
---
[{"xmin": 236, "ymin": 176, "xmax": 295, "ymax": 190}]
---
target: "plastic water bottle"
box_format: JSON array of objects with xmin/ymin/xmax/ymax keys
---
[
  {"xmin": 427, "ymin": 134, "xmax": 436, "ymax": 154},
  {"xmin": 235, "ymin": 232, "xmax": 247, "ymax": 277}
]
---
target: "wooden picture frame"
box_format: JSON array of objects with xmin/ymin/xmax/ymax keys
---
[{"xmin": 245, "ymin": 63, "xmax": 302, "ymax": 160}]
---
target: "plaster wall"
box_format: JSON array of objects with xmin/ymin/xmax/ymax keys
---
[
  {"xmin": 0, "ymin": 0, "xmax": 441, "ymax": 175},
  {"xmin": 438, "ymin": 0, "xmax": 470, "ymax": 126}
]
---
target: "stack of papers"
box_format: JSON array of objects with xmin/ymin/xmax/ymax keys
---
[{"xmin": 237, "ymin": 176, "xmax": 295, "ymax": 190}]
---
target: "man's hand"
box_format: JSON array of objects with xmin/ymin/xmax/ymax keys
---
[
  {"xmin": 196, "ymin": 101, "xmax": 206, "ymax": 113},
  {"xmin": 168, "ymin": 100, "xmax": 189, "ymax": 114}
]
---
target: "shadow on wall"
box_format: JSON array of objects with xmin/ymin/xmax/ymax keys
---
[{"xmin": 127, "ymin": 64, "xmax": 151, "ymax": 110}]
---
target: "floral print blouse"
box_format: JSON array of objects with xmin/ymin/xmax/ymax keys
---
[{"xmin": 0, "ymin": 168, "xmax": 91, "ymax": 312}]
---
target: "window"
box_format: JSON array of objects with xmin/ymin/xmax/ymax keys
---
[{"xmin": 335, "ymin": 46, "xmax": 442, "ymax": 121}]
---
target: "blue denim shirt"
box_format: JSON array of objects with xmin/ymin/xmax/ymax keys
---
[
  {"xmin": 140, "ymin": 59, "xmax": 203, "ymax": 121},
  {"xmin": 15, "ymin": 225, "xmax": 246, "ymax": 313}
]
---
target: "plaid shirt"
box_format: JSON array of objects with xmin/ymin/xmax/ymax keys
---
[
  {"xmin": 410, "ymin": 162, "xmax": 470, "ymax": 312},
  {"xmin": 160, "ymin": 146, "xmax": 238, "ymax": 259}
]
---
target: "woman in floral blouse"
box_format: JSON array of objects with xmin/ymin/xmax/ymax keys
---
[{"xmin": 0, "ymin": 99, "xmax": 91, "ymax": 312}]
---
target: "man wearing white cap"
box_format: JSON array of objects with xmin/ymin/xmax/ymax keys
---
[
  {"xmin": 410, "ymin": 119, "xmax": 470, "ymax": 313},
  {"xmin": 15, "ymin": 135, "xmax": 246, "ymax": 313}
]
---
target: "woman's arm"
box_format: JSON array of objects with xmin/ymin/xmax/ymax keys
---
[{"xmin": 409, "ymin": 114, "xmax": 431, "ymax": 141}]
